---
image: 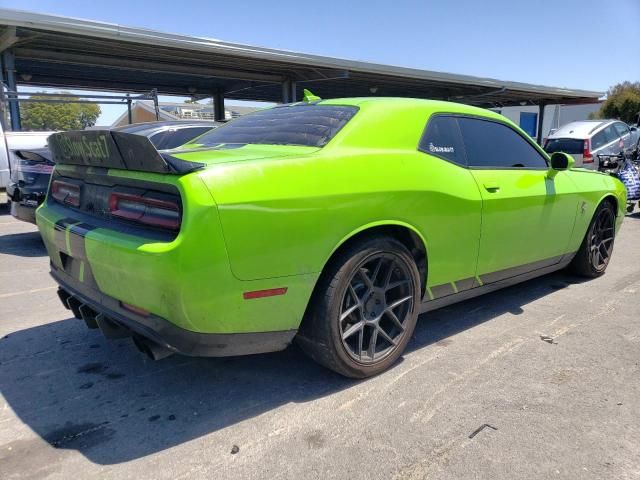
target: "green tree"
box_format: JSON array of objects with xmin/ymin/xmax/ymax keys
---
[
  {"xmin": 20, "ymin": 92, "xmax": 101, "ymax": 131},
  {"xmin": 593, "ymin": 82, "xmax": 640, "ymax": 124}
]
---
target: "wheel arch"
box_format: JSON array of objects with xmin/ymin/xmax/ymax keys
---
[
  {"xmin": 600, "ymin": 193, "xmax": 618, "ymax": 211},
  {"xmin": 324, "ymin": 221, "xmax": 428, "ymax": 298},
  {"xmin": 598, "ymin": 193, "xmax": 621, "ymax": 220}
]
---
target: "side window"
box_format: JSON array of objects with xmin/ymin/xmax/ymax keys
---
[
  {"xmin": 603, "ymin": 125, "xmax": 620, "ymax": 144},
  {"xmin": 150, "ymin": 127, "xmax": 213, "ymax": 150},
  {"xmin": 614, "ymin": 122, "xmax": 630, "ymax": 138},
  {"xmin": 592, "ymin": 130, "xmax": 607, "ymax": 150},
  {"xmin": 418, "ymin": 116, "xmax": 466, "ymax": 166},
  {"xmin": 161, "ymin": 127, "xmax": 214, "ymax": 149},
  {"xmin": 148, "ymin": 131, "xmax": 169, "ymax": 149},
  {"xmin": 457, "ymin": 117, "xmax": 548, "ymax": 168}
]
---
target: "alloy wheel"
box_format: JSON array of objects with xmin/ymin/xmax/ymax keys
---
[
  {"xmin": 339, "ymin": 253, "xmax": 415, "ymax": 364},
  {"xmin": 589, "ymin": 206, "xmax": 615, "ymax": 271}
]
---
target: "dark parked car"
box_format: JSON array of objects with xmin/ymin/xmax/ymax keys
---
[{"xmin": 7, "ymin": 121, "xmax": 217, "ymax": 223}]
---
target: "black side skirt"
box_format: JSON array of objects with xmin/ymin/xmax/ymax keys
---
[{"xmin": 420, "ymin": 253, "xmax": 575, "ymax": 313}]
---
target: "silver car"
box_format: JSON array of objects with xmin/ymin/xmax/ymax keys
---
[{"xmin": 544, "ymin": 120, "xmax": 640, "ymax": 169}]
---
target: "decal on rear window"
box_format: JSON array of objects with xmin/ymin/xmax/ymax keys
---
[{"xmin": 428, "ymin": 142, "xmax": 455, "ymax": 154}]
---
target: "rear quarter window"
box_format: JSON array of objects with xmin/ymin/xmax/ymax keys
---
[{"xmin": 418, "ymin": 115, "xmax": 466, "ymax": 165}]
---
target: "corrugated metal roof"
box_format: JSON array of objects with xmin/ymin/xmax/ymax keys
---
[{"xmin": 0, "ymin": 8, "xmax": 603, "ymax": 106}]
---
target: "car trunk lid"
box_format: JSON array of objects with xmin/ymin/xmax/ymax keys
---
[{"xmin": 167, "ymin": 143, "xmax": 320, "ymax": 166}]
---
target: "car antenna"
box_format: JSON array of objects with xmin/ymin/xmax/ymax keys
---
[{"xmin": 303, "ymin": 89, "xmax": 321, "ymax": 103}]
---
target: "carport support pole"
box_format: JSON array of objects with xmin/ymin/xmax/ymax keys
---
[
  {"xmin": 152, "ymin": 89, "xmax": 160, "ymax": 121},
  {"xmin": 126, "ymin": 94, "xmax": 132, "ymax": 124},
  {"xmin": 213, "ymin": 92, "xmax": 225, "ymax": 121},
  {"xmin": 0, "ymin": 56, "xmax": 7, "ymax": 131},
  {"xmin": 2, "ymin": 50, "xmax": 21, "ymax": 131},
  {"xmin": 289, "ymin": 81, "xmax": 297, "ymax": 102},
  {"xmin": 536, "ymin": 102, "xmax": 546, "ymax": 145},
  {"xmin": 282, "ymin": 79, "xmax": 291, "ymax": 103}
]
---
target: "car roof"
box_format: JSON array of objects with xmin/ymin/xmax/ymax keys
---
[
  {"xmin": 292, "ymin": 97, "xmax": 507, "ymax": 123},
  {"xmin": 548, "ymin": 119, "xmax": 618, "ymax": 139}
]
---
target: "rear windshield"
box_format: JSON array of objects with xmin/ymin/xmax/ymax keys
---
[
  {"xmin": 192, "ymin": 104, "xmax": 358, "ymax": 148},
  {"xmin": 544, "ymin": 138, "xmax": 584, "ymax": 154}
]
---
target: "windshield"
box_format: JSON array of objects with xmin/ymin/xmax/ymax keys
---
[{"xmin": 192, "ymin": 104, "xmax": 358, "ymax": 148}]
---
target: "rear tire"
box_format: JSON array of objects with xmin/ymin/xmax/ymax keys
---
[
  {"xmin": 297, "ymin": 236, "xmax": 421, "ymax": 378},
  {"xmin": 569, "ymin": 201, "xmax": 616, "ymax": 278}
]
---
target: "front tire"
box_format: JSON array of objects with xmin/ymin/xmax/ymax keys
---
[
  {"xmin": 297, "ymin": 236, "xmax": 421, "ymax": 378},
  {"xmin": 569, "ymin": 201, "xmax": 616, "ymax": 277}
]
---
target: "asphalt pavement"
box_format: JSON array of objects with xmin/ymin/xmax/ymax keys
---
[{"xmin": 1, "ymin": 204, "xmax": 639, "ymax": 479}]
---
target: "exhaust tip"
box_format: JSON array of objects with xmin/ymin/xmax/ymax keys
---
[
  {"xmin": 57, "ymin": 288, "xmax": 72, "ymax": 310},
  {"xmin": 132, "ymin": 336, "xmax": 174, "ymax": 361},
  {"xmin": 66, "ymin": 296, "xmax": 83, "ymax": 319},
  {"xmin": 78, "ymin": 303, "xmax": 99, "ymax": 329}
]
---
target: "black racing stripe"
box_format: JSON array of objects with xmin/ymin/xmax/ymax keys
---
[
  {"xmin": 69, "ymin": 222, "xmax": 96, "ymax": 237},
  {"xmin": 52, "ymin": 217, "xmax": 98, "ymax": 287},
  {"xmin": 54, "ymin": 217, "xmax": 80, "ymax": 229},
  {"xmin": 431, "ymin": 283, "xmax": 456, "ymax": 299},
  {"xmin": 53, "ymin": 217, "xmax": 78, "ymax": 253},
  {"xmin": 68, "ymin": 223, "xmax": 97, "ymax": 260}
]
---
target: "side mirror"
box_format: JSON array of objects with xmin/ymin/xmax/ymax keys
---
[
  {"xmin": 630, "ymin": 126, "xmax": 637, "ymax": 132},
  {"xmin": 548, "ymin": 152, "xmax": 574, "ymax": 178}
]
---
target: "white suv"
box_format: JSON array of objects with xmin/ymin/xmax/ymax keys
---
[{"xmin": 544, "ymin": 120, "xmax": 639, "ymax": 169}]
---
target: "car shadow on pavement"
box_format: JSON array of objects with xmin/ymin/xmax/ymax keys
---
[
  {"xmin": 0, "ymin": 270, "xmax": 580, "ymax": 466},
  {"xmin": 0, "ymin": 231, "xmax": 47, "ymax": 257}
]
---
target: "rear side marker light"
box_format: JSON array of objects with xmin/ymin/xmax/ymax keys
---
[
  {"xmin": 51, "ymin": 180, "xmax": 81, "ymax": 207},
  {"xmin": 243, "ymin": 288, "xmax": 288, "ymax": 300},
  {"xmin": 120, "ymin": 301, "xmax": 150, "ymax": 317},
  {"xmin": 109, "ymin": 192, "xmax": 181, "ymax": 230}
]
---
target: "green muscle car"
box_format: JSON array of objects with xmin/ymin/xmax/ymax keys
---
[{"xmin": 36, "ymin": 93, "xmax": 626, "ymax": 378}]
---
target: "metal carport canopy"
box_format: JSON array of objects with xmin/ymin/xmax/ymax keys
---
[{"xmin": 0, "ymin": 8, "xmax": 602, "ymax": 107}]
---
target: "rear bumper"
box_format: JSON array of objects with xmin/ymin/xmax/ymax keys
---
[
  {"xmin": 7, "ymin": 182, "xmax": 45, "ymax": 224},
  {"xmin": 10, "ymin": 200, "xmax": 37, "ymax": 224},
  {"xmin": 53, "ymin": 266, "xmax": 297, "ymax": 357}
]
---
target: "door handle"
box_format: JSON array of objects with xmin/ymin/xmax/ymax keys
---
[{"xmin": 483, "ymin": 180, "xmax": 500, "ymax": 192}]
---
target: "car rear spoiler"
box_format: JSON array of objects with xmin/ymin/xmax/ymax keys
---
[{"xmin": 48, "ymin": 130, "xmax": 205, "ymax": 174}]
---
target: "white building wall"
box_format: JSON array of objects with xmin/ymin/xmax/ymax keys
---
[{"xmin": 494, "ymin": 103, "xmax": 602, "ymax": 140}]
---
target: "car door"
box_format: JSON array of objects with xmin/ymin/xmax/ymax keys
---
[
  {"xmin": 592, "ymin": 125, "xmax": 621, "ymax": 157},
  {"xmin": 457, "ymin": 116, "xmax": 580, "ymax": 281},
  {"xmin": 613, "ymin": 122, "xmax": 632, "ymax": 156}
]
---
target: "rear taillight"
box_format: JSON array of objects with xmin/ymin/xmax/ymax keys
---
[
  {"xmin": 51, "ymin": 180, "xmax": 80, "ymax": 207},
  {"xmin": 583, "ymin": 139, "xmax": 593, "ymax": 164},
  {"xmin": 108, "ymin": 192, "xmax": 181, "ymax": 230}
]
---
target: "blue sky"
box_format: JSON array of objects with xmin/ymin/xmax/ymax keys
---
[{"xmin": 6, "ymin": 0, "xmax": 640, "ymax": 124}]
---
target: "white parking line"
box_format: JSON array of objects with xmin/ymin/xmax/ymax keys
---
[{"xmin": 0, "ymin": 286, "xmax": 56, "ymax": 299}]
